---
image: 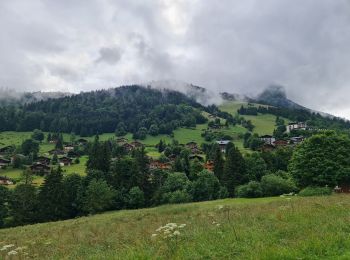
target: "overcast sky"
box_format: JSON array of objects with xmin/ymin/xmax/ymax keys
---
[{"xmin": 1, "ymin": 0, "xmax": 350, "ymax": 117}]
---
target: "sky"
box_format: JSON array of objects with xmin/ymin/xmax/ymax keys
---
[{"xmin": 1, "ymin": 0, "xmax": 350, "ymax": 118}]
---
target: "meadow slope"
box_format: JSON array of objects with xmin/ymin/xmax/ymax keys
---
[{"xmin": 1, "ymin": 195, "xmax": 350, "ymax": 259}]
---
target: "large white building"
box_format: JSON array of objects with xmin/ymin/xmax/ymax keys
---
[{"xmin": 286, "ymin": 122, "xmax": 307, "ymax": 133}]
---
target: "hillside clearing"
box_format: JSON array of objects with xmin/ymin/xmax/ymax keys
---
[{"xmin": 1, "ymin": 195, "xmax": 349, "ymax": 259}]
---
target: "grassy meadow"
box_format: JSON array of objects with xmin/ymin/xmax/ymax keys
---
[{"xmin": 0, "ymin": 195, "xmax": 349, "ymax": 259}]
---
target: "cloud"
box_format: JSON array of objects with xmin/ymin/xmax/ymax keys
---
[{"xmin": 1, "ymin": 0, "xmax": 350, "ymax": 118}]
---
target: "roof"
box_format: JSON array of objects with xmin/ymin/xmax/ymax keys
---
[
  {"xmin": 216, "ymin": 140, "xmax": 230, "ymax": 145},
  {"xmin": 260, "ymin": 135, "xmax": 273, "ymax": 138}
]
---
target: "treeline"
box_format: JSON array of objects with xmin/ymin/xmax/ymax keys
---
[{"xmin": 0, "ymin": 85, "xmax": 207, "ymax": 137}]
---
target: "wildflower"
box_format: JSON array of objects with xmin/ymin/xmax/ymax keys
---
[
  {"xmin": 216, "ymin": 223, "xmax": 221, "ymax": 227},
  {"xmin": 212, "ymin": 221, "xmax": 217, "ymax": 225},
  {"xmin": 173, "ymin": 230, "xmax": 180, "ymax": 236},
  {"xmin": 218, "ymin": 205, "xmax": 224, "ymax": 210},
  {"xmin": 179, "ymin": 224, "xmax": 186, "ymax": 228},
  {"xmin": 1, "ymin": 244, "xmax": 15, "ymax": 251},
  {"xmin": 15, "ymin": 246, "xmax": 28, "ymax": 251},
  {"xmin": 151, "ymin": 234, "xmax": 157, "ymax": 238},
  {"xmin": 8, "ymin": 250, "xmax": 18, "ymax": 256}
]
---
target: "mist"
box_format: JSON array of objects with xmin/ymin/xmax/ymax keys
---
[{"xmin": 1, "ymin": 1, "xmax": 350, "ymax": 118}]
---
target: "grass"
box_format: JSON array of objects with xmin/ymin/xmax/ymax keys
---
[{"xmin": 1, "ymin": 195, "xmax": 350, "ymax": 259}]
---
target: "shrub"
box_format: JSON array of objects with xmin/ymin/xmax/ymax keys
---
[
  {"xmin": 192, "ymin": 170, "xmax": 220, "ymax": 201},
  {"xmin": 261, "ymin": 174, "xmax": 298, "ymax": 196},
  {"xmin": 162, "ymin": 190, "xmax": 192, "ymax": 204},
  {"xmin": 127, "ymin": 187, "xmax": 145, "ymax": 209},
  {"xmin": 299, "ymin": 186, "xmax": 332, "ymax": 197},
  {"xmin": 235, "ymin": 181, "xmax": 263, "ymax": 198}
]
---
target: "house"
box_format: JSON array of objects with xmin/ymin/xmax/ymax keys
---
[
  {"xmin": 189, "ymin": 154, "xmax": 204, "ymax": 161},
  {"xmin": 259, "ymin": 144, "xmax": 275, "ymax": 152},
  {"xmin": 260, "ymin": 135, "xmax": 276, "ymax": 145},
  {"xmin": 48, "ymin": 149, "xmax": 65, "ymax": 155},
  {"xmin": 59, "ymin": 157, "xmax": 73, "ymax": 166},
  {"xmin": 130, "ymin": 141, "xmax": 144, "ymax": 149},
  {"xmin": 149, "ymin": 160, "xmax": 172, "ymax": 170},
  {"xmin": 0, "ymin": 176, "xmax": 13, "ymax": 185},
  {"xmin": 286, "ymin": 122, "xmax": 307, "ymax": 133},
  {"xmin": 36, "ymin": 156, "xmax": 51, "ymax": 165},
  {"xmin": 186, "ymin": 141, "xmax": 198, "ymax": 149},
  {"xmin": 116, "ymin": 137, "xmax": 128, "ymax": 144},
  {"xmin": 204, "ymin": 160, "xmax": 214, "ymax": 171},
  {"xmin": 0, "ymin": 146, "xmax": 13, "ymax": 155},
  {"xmin": 77, "ymin": 138, "xmax": 88, "ymax": 145},
  {"xmin": 122, "ymin": 143, "xmax": 134, "ymax": 152},
  {"xmin": 30, "ymin": 163, "xmax": 51, "ymax": 175},
  {"xmin": 190, "ymin": 147, "xmax": 203, "ymax": 154},
  {"xmin": 0, "ymin": 158, "xmax": 11, "ymax": 169},
  {"xmin": 273, "ymin": 139, "xmax": 288, "ymax": 147},
  {"xmin": 67, "ymin": 150, "xmax": 80, "ymax": 158},
  {"xmin": 216, "ymin": 140, "xmax": 231, "ymax": 153},
  {"xmin": 167, "ymin": 154, "xmax": 177, "ymax": 162},
  {"xmin": 290, "ymin": 136, "xmax": 305, "ymax": 144},
  {"xmin": 63, "ymin": 145, "xmax": 75, "ymax": 152}
]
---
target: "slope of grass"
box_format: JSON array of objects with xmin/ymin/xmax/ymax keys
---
[{"xmin": 1, "ymin": 195, "xmax": 349, "ymax": 259}]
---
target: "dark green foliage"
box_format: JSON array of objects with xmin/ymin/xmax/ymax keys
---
[
  {"xmin": 9, "ymin": 184, "xmax": 38, "ymax": 225},
  {"xmin": 212, "ymin": 145, "xmax": 224, "ymax": 181},
  {"xmin": 32, "ymin": 129, "xmax": 44, "ymax": 142},
  {"xmin": 82, "ymin": 179, "xmax": 116, "ymax": 214},
  {"xmin": 235, "ymin": 181, "xmax": 263, "ymax": 198},
  {"xmin": 0, "ymin": 186, "xmax": 9, "ymax": 228},
  {"xmin": 55, "ymin": 133, "xmax": 64, "ymax": 150},
  {"xmin": 157, "ymin": 139, "xmax": 166, "ymax": 153},
  {"xmin": 192, "ymin": 170, "xmax": 221, "ymax": 201},
  {"xmin": 21, "ymin": 139, "xmax": 39, "ymax": 156},
  {"xmin": 261, "ymin": 174, "xmax": 297, "ymax": 196},
  {"xmin": 38, "ymin": 167, "xmax": 68, "ymax": 221},
  {"xmin": 298, "ymin": 186, "xmax": 332, "ymax": 197},
  {"xmin": 161, "ymin": 172, "xmax": 192, "ymax": 204},
  {"xmin": 289, "ymin": 131, "xmax": 350, "ymax": 187},
  {"xmin": 245, "ymin": 153, "xmax": 267, "ymax": 181},
  {"xmin": 63, "ymin": 174, "xmax": 83, "ymax": 218},
  {"xmin": 87, "ymin": 136, "xmax": 111, "ymax": 173},
  {"xmin": 262, "ymin": 147, "xmax": 293, "ymax": 173},
  {"xmin": 127, "ymin": 187, "xmax": 145, "ymax": 209}
]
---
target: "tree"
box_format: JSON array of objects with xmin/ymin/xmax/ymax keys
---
[
  {"xmin": 212, "ymin": 145, "xmax": 224, "ymax": 182},
  {"xmin": 148, "ymin": 124, "xmax": 159, "ymax": 136},
  {"xmin": 222, "ymin": 144, "xmax": 247, "ymax": 196},
  {"xmin": 82, "ymin": 179, "xmax": 116, "ymax": 214},
  {"xmin": 115, "ymin": 122, "xmax": 127, "ymax": 137},
  {"xmin": 9, "ymin": 184, "xmax": 38, "ymax": 225},
  {"xmin": 192, "ymin": 170, "xmax": 220, "ymax": 201},
  {"xmin": 21, "ymin": 139, "xmax": 39, "ymax": 156},
  {"xmin": 21, "ymin": 169, "xmax": 34, "ymax": 184},
  {"xmin": 127, "ymin": 187, "xmax": 145, "ymax": 209},
  {"xmin": 289, "ymin": 131, "xmax": 350, "ymax": 187},
  {"xmin": 38, "ymin": 167, "xmax": 68, "ymax": 221},
  {"xmin": 161, "ymin": 172, "xmax": 192, "ymax": 203},
  {"xmin": 235, "ymin": 181, "xmax": 263, "ymax": 198},
  {"xmin": 0, "ymin": 186, "xmax": 9, "ymax": 228},
  {"xmin": 157, "ymin": 139, "xmax": 166, "ymax": 153},
  {"xmin": 32, "ymin": 129, "xmax": 44, "ymax": 142},
  {"xmin": 261, "ymin": 174, "xmax": 297, "ymax": 196},
  {"xmin": 245, "ymin": 153, "xmax": 267, "ymax": 181},
  {"xmin": 55, "ymin": 133, "xmax": 64, "ymax": 150},
  {"xmin": 63, "ymin": 174, "xmax": 83, "ymax": 218}
]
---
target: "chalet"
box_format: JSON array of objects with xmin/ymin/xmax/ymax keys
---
[
  {"xmin": 130, "ymin": 141, "xmax": 144, "ymax": 149},
  {"xmin": 204, "ymin": 160, "xmax": 214, "ymax": 171},
  {"xmin": 216, "ymin": 140, "xmax": 230, "ymax": 153},
  {"xmin": 286, "ymin": 122, "xmax": 307, "ymax": 133},
  {"xmin": 260, "ymin": 135, "xmax": 276, "ymax": 145},
  {"xmin": 0, "ymin": 176, "xmax": 13, "ymax": 185},
  {"xmin": 77, "ymin": 138, "xmax": 88, "ymax": 145},
  {"xmin": 59, "ymin": 157, "xmax": 73, "ymax": 166},
  {"xmin": 190, "ymin": 147, "xmax": 203, "ymax": 154},
  {"xmin": 67, "ymin": 150, "xmax": 80, "ymax": 158},
  {"xmin": 0, "ymin": 158, "xmax": 11, "ymax": 169},
  {"xmin": 290, "ymin": 136, "xmax": 305, "ymax": 144},
  {"xmin": 335, "ymin": 183, "xmax": 350, "ymax": 193},
  {"xmin": 30, "ymin": 163, "xmax": 51, "ymax": 175},
  {"xmin": 259, "ymin": 143, "xmax": 275, "ymax": 152},
  {"xmin": 122, "ymin": 143, "xmax": 134, "ymax": 152},
  {"xmin": 0, "ymin": 146, "xmax": 13, "ymax": 155},
  {"xmin": 149, "ymin": 160, "xmax": 172, "ymax": 170},
  {"xmin": 189, "ymin": 154, "xmax": 204, "ymax": 161},
  {"xmin": 273, "ymin": 139, "xmax": 288, "ymax": 147},
  {"xmin": 36, "ymin": 156, "xmax": 51, "ymax": 165},
  {"xmin": 168, "ymin": 154, "xmax": 177, "ymax": 162},
  {"xmin": 48, "ymin": 149, "xmax": 65, "ymax": 155},
  {"xmin": 186, "ymin": 141, "xmax": 198, "ymax": 149},
  {"xmin": 64, "ymin": 145, "xmax": 75, "ymax": 152}
]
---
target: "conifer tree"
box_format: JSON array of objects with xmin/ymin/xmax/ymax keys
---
[{"xmin": 213, "ymin": 145, "xmax": 224, "ymax": 182}]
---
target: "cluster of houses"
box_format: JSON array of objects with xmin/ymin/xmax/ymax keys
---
[{"xmin": 259, "ymin": 135, "xmax": 305, "ymax": 151}]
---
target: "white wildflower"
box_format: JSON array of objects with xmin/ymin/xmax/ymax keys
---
[
  {"xmin": 7, "ymin": 250, "xmax": 18, "ymax": 255},
  {"xmin": 216, "ymin": 223, "xmax": 221, "ymax": 227},
  {"xmin": 173, "ymin": 230, "xmax": 181, "ymax": 236},
  {"xmin": 218, "ymin": 205, "xmax": 224, "ymax": 210},
  {"xmin": 1, "ymin": 244, "xmax": 15, "ymax": 251},
  {"xmin": 151, "ymin": 234, "xmax": 157, "ymax": 238},
  {"xmin": 179, "ymin": 224, "xmax": 186, "ymax": 228}
]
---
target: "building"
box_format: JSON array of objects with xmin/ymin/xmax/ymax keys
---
[
  {"xmin": 273, "ymin": 139, "xmax": 288, "ymax": 147},
  {"xmin": 0, "ymin": 158, "xmax": 11, "ymax": 169},
  {"xmin": 186, "ymin": 141, "xmax": 198, "ymax": 149},
  {"xmin": 77, "ymin": 138, "xmax": 88, "ymax": 145},
  {"xmin": 290, "ymin": 136, "xmax": 305, "ymax": 144},
  {"xmin": 204, "ymin": 160, "xmax": 214, "ymax": 171},
  {"xmin": 64, "ymin": 145, "xmax": 75, "ymax": 152},
  {"xmin": 48, "ymin": 149, "xmax": 65, "ymax": 155},
  {"xmin": 122, "ymin": 143, "xmax": 134, "ymax": 152},
  {"xmin": 260, "ymin": 135, "xmax": 276, "ymax": 145},
  {"xmin": 59, "ymin": 157, "xmax": 73, "ymax": 166},
  {"xmin": 149, "ymin": 160, "xmax": 172, "ymax": 170},
  {"xmin": 286, "ymin": 122, "xmax": 307, "ymax": 133},
  {"xmin": 0, "ymin": 146, "xmax": 13, "ymax": 155},
  {"xmin": 30, "ymin": 163, "xmax": 51, "ymax": 175},
  {"xmin": 216, "ymin": 140, "xmax": 231, "ymax": 153},
  {"xmin": 0, "ymin": 176, "xmax": 13, "ymax": 185},
  {"xmin": 36, "ymin": 156, "xmax": 51, "ymax": 165}
]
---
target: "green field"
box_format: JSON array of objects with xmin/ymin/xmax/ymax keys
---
[{"xmin": 1, "ymin": 195, "xmax": 349, "ymax": 259}]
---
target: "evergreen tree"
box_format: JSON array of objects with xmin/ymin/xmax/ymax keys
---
[
  {"xmin": 38, "ymin": 167, "xmax": 68, "ymax": 221},
  {"xmin": 0, "ymin": 186, "xmax": 9, "ymax": 228},
  {"xmin": 213, "ymin": 145, "xmax": 224, "ymax": 182},
  {"xmin": 222, "ymin": 145, "xmax": 247, "ymax": 196},
  {"xmin": 55, "ymin": 133, "xmax": 64, "ymax": 150},
  {"xmin": 47, "ymin": 132, "xmax": 52, "ymax": 142},
  {"xmin": 63, "ymin": 174, "xmax": 83, "ymax": 218}
]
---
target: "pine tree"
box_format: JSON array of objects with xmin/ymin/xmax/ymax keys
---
[
  {"xmin": 213, "ymin": 146, "xmax": 224, "ymax": 182},
  {"xmin": 87, "ymin": 135, "xmax": 100, "ymax": 170},
  {"xmin": 55, "ymin": 133, "xmax": 64, "ymax": 150},
  {"xmin": 222, "ymin": 145, "xmax": 247, "ymax": 196},
  {"xmin": 38, "ymin": 167, "xmax": 68, "ymax": 221}
]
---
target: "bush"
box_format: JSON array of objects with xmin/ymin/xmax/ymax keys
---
[
  {"xmin": 235, "ymin": 181, "xmax": 263, "ymax": 198},
  {"xmin": 299, "ymin": 186, "xmax": 332, "ymax": 197},
  {"xmin": 261, "ymin": 174, "xmax": 298, "ymax": 196},
  {"xmin": 127, "ymin": 187, "xmax": 145, "ymax": 209},
  {"xmin": 162, "ymin": 190, "xmax": 192, "ymax": 204}
]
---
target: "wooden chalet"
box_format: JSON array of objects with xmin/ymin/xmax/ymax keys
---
[
  {"xmin": 64, "ymin": 145, "xmax": 75, "ymax": 152},
  {"xmin": 59, "ymin": 157, "xmax": 73, "ymax": 166},
  {"xmin": 122, "ymin": 143, "xmax": 134, "ymax": 152},
  {"xmin": 0, "ymin": 158, "xmax": 11, "ymax": 169},
  {"xmin": 149, "ymin": 160, "xmax": 172, "ymax": 170},
  {"xmin": 186, "ymin": 141, "xmax": 198, "ymax": 149},
  {"xmin": 0, "ymin": 146, "xmax": 13, "ymax": 155},
  {"xmin": 204, "ymin": 160, "xmax": 214, "ymax": 171},
  {"xmin": 36, "ymin": 156, "xmax": 51, "ymax": 165},
  {"xmin": 216, "ymin": 140, "xmax": 230, "ymax": 153},
  {"xmin": 116, "ymin": 137, "xmax": 128, "ymax": 144},
  {"xmin": 30, "ymin": 163, "xmax": 51, "ymax": 175},
  {"xmin": 190, "ymin": 147, "xmax": 203, "ymax": 154},
  {"xmin": 273, "ymin": 139, "xmax": 288, "ymax": 147},
  {"xmin": 77, "ymin": 138, "xmax": 88, "ymax": 145},
  {"xmin": 0, "ymin": 176, "xmax": 13, "ymax": 185},
  {"xmin": 260, "ymin": 135, "xmax": 276, "ymax": 145}
]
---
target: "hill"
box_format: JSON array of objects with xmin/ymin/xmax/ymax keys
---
[{"xmin": 1, "ymin": 195, "xmax": 349, "ymax": 259}]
